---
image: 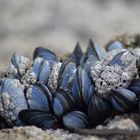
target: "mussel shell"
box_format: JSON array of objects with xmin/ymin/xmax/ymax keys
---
[
  {"xmin": 71, "ymin": 42, "xmax": 84, "ymax": 66},
  {"xmin": 11, "ymin": 53, "xmax": 21, "ymax": 75},
  {"xmin": 31, "ymin": 57, "xmax": 44, "ymax": 80},
  {"xmin": 110, "ymin": 88, "xmax": 137, "ymax": 113},
  {"xmin": 106, "ymin": 41, "xmax": 124, "ymax": 51},
  {"xmin": 63, "ymin": 111, "xmax": 89, "ymax": 129},
  {"xmin": 71, "ymin": 74, "xmax": 81, "ymax": 104},
  {"xmin": 10, "ymin": 53, "xmax": 30, "ymax": 77},
  {"xmin": 87, "ymin": 39, "xmax": 106, "ymax": 61},
  {"xmin": 26, "ymin": 83, "xmax": 52, "ymax": 112},
  {"xmin": 0, "ymin": 116, "xmax": 9, "ymax": 129},
  {"xmin": 33, "ymin": 47, "xmax": 58, "ymax": 64},
  {"xmin": 71, "ymin": 67, "xmax": 94, "ymax": 106},
  {"xmin": 128, "ymin": 79, "xmax": 140, "ymax": 96},
  {"xmin": 88, "ymin": 94, "xmax": 111, "ymax": 126},
  {"xmin": 53, "ymin": 90, "xmax": 75, "ymax": 118},
  {"xmin": 108, "ymin": 51, "xmax": 126, "ymax": 66},
  {"xmin": 31, "ymin": 57, "xmax": 51, "ymax": 84},
  {"xmin": 83, "ymin": 39, "xmax": 106, "ymax": 73},
  {"xmin": 19, "ymin": 110, "xmax": 58, "ymax": 129},
  {"xmin": 0, "ymin": 78, "xmax": 27, "ymax": 126},
  {"xmin": 58, "ymin": 59, "xmax": 76, "ymax": 91},
  {"xmin": 38, "ymin": 60, "xmax": 51, "ymax": 84}
]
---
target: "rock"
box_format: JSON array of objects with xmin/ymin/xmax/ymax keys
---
[
  {"xmin": 106, "ymin": 118, "xmax": 139, "ymax": 130},
  {"xmin": 96, "ymin": 115, "xmax": 139, "ymax": 131},
  {"xmin": 0, "ymin": 126, "xmax": 105, "ymax": 140}
]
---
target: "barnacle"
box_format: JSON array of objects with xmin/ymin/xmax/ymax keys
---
[{"xmin": 0, "ymin": 38, "xmax": 140, "ymax": 131}]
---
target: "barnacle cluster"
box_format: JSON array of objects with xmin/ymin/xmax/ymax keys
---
[{"xmin": 0, "ymin": 39, "xmax": 140, "ymax": 130}]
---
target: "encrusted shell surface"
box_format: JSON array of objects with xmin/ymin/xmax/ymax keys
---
[{"xmin": 91, "ymin": 50, "xmax": 138, "ymax": 98}]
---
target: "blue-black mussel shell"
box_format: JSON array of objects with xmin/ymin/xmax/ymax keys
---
[
  {"xmin": 0, "ymin": 78, "xmax": 28, "ymax": 126},
  {"xmin": 33, "ymin": 47, "xmax": 58, "ymax": 62},
  {"xmin": 58, "ymin": 59, "xmax": 76, "ymax": 91},
  {"xmin": 88, "ymin": 93, "xmax": 112, "ymax": 127},
  {"xmin": 71, "ymin": 66, "xmax": 95, "ymax": 108},
  {"xmin": 106, "ymin": 41, "xmax": 124, "ymax": 51},
  {"xmin": 19, "ymin": 110, "xmax": 59, "ymax": 129},
  {"xmin": 63, "ymin": 111, "xmax": 89, "ymax": 129},
  {"xmin": 26, "ymin": 83, "xmax": 52, "ymax": 112},
  {"xmin": 70, "ymin": 42, "xmax": 84, "ymax": 67},
  {"xmin": 110, "ymin": 88, "xmax": 137, "ymax": 113},
  {"xmin": 128, "ymin": 79, "xmax": 140, "ymax": 97},
  {"xmin": 83, "ymin": 39, "xmax": 106, "ymax": 74},
  {"xmin": 53, "ymin": 89, "xmax": 76, "ymax": 118}
]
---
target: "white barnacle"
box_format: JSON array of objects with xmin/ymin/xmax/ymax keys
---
[
  {"xmin": 8, "ymin": 54, "xmax": 31, "ymax": 77},
  {"xmin": 13, "ymin": 79, "xmax": 25, "ymax": 90},
  {"xmin": 18, "ymin": 55, "xmax": 32, "ymax": 76},
  {"xmin": 48, "ymin": 62, "xmax": 62, "ymax": 93},
  {"xmin": 26, "ymin": 85, "xmax": 33, "ymax": 100},
  {"xmin": 91, "ymin": 50, "xmax": 138, "ymax": 98},
  {"xmin": 121, "ymin": 51, "xmax": 137, "ymax": 65},
  {"xmin": 91, "ymin": 61, "xmax": 102, "ymax": 79},
  {"xmin": 8, "ymin": 64, "xmax": 18, "ymax": 76},
  {"xmin": 21, "ymin": 69, "xmax": 37, "ymax": 88},
  {"xmin": 0, "ymin": 92, "xmax": 16, "ymax": 126}
]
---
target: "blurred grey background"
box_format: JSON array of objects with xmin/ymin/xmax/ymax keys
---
[{"xmin": 0, "ymin": 0, "xmax": 140, "ymax": 66}]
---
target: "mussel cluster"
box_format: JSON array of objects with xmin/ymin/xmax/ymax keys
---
[{"xmin": 0, "ymin": 40, "xmax": 140, "ymax": 130}]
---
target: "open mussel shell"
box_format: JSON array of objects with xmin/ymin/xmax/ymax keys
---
[
  {"xmin": 53, "ymin": 90, "xmax": 76, "ymax": 118},
  {"xmin": 110, "ymin": 88, "xmax": 137, "ymax": 113},
  {"xmin": 0, "ymin": 78, "xmax": 27, "ymax": 126},
  {"xmin": 33, "ymin": 47, "xmax": 58, "ymax": 66},
  {"xmin": 128, "ymin": 79, "xmax": 140, "ymax": 96},
  {"xmin": 83, "ymin": 39, "xmax": 106, "ymax": 73},
  {"xmin": 106, "ymin": 41, "xmax": 124, "ymax": 51},
  {"xmin": 71, "ymin": 42, "xmax": 84, "ymax": 67},
  {"xmin": 88, "ymin": 94, "xmax": 111, "ymax": 126},
  {"xmin": 26, "ymin": 83, "xmax": 52, "ymax": 112},
  {"xmin": 19, "ymin": 110, "xmax": 58, "ymax": 129},
  {"xmin": 58, "ymin": 59, "xmax": 76, "ymax": 91},
  {"xmin": 63, "ymin": 111, "xmax": 89, "ymax": 129}
]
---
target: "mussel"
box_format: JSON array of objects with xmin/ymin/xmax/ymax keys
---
[
  {"xmin": 25, "ymin": 83, "xmax": 52, "ymax": 112},
  {"xmin": 9, "ymin": 53, "xmax": 31, "ymax": 78},
  {"xmin": 88, "ymin": 93, "xmax": 112, "ymax": 126},
  {"xmin": 110, "ymin": 88, "xmax": 137, "ymax": 113},
  {"xmin": 19, "ymin": 110, "xmax": 58, "ymax": 129},
  {"xmin": 63, "ymin": 111, "xmax": 89, "ymax": 129},
  {"xmin": 71, "ymin": 42, "xmax": 84, "ymax": 67},
  {"xmin": 83, "ymin": 39, "xmax": 106, "ymax": 74},
  {"xmin": 106, "ymin": 41, "xmax": 124, "ymax": 51},
  {"xmin": 0, "ymin": 78, "xmax": 27, "ymax": 126},
  {"xmin": 128, "ymin": 79, "xmax": 140, "ymax": 96},
  {"xmin": 58, "ymin": 59, "xmax": 76, "ymax": 92},
  {"xmin": 0, "ymin": 40, "xmax": 139, "ymax": 132},
  {"xmin": 53, "ymin": 90, "xmax": 75, "ymax": 118}
]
